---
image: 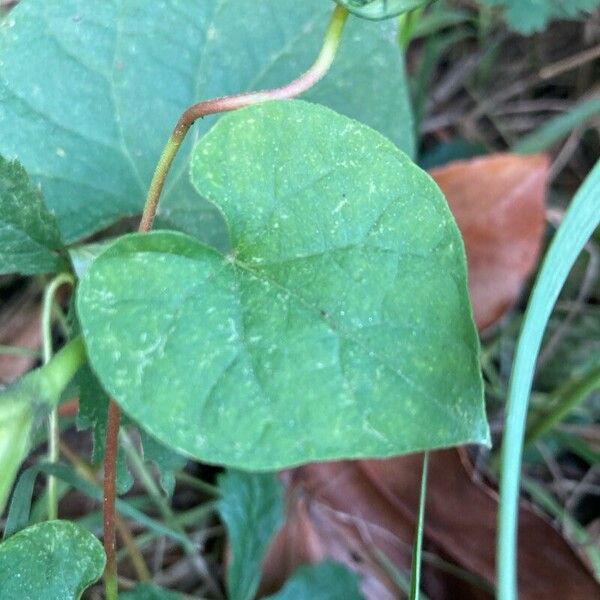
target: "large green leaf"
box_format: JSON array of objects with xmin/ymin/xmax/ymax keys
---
[
  {"xmin": 0, "ymin": 520, "xmax": 105, "ymax": 600},
  {"xmin": 0, "ymin": 0, "xmax": 414, "ymax": 245},
  {"xmin": 217, "ymin": 471, "xmax": 284, "ymax": 600},
  {"xmin": 335, "ymin": 0, "xmax": 428, "ymax": 20},
  {"xmin": 0, "ymin": 156, "xmax": 64, "ymax": 275},
  {"xmin": 264, "ymin": 561, "xmax": 362, "ymax": 600},
  {"xmin": 77, "ymin": 101, "xmax": 488, "ymax": 469},
  {"xmin": 479, "ymin": 0, "xmax": 600, "ymax": 34}
]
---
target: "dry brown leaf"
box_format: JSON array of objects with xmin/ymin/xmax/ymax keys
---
[
  {"xmin": 361, "ymin": 451, "xmax": 599, "ymax": 599},
  {"xmin": 430, "ymin": 153, "xmax": 549, "ymax": 330},
  {"xmin": 261, "ymin": 452, "xmax": 598, "ymax": 599},
  {"xmin": 0, "ymin": 292, "xmax": 41, "ymax": 383}
]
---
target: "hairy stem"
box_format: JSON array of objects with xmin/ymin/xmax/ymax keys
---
[
  {"xmin": 138, "ymin": 4, "xmax": 349, "ymax": 232},
  {"xmin": 42, "ymin": 273, "xmax": 74, "ymax": 521},
  {"xmin": 103, "ymin": 400, "xmax": 120, "ymax": 600}
]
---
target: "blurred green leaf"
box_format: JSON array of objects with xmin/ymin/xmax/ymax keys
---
[
  {"xmin": 479, "ymin": 0, "xmax": 600, "ymax": 34},
  {"xmin": 264, "ymin": 561, "xmax": 362, "ymax": 599},
  {"xmin": 218, "ymin": 471, "xmax": 284, "ymax": 600},
  {"xmin": 0, "ymin": 376, "xmax": 38, "ymax": 514}
]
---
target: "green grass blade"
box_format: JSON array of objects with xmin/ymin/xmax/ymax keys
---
[
  {"xmin": 513, "ymin": 96, "xmax": 600, "ymax": 154},
  {"xmin": 497, "ymin": 160, "xmax": 600, "ymax": 600},
  {"xmin": 525, "ymin": 361, "xmax": 600, "ymax": 445},
  {"xmin": 410, "ymin": 452, "xmax": 429, "ymax": 600}
]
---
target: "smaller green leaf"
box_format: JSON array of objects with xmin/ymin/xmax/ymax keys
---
[
  {"xmin": 0, "ymin": 155, "xmax": 64, "ymax": 275},
  {"xmin": 217, "ymin": 471, "xmax": 284, "ymax": 600},
  {"xmin": 121, "ymin": 583, "xmax": 185, "ymax": 600},
  {"xmin": 0, "ymin": 520, "xmax": 105, "ymax": 600},
  {"xmin": 75, "ymin": 363, "xmax": 133, "ymax": 494},
  {"xmin": 140, "ymin": 430, "xmax": 187, "ymax": 497},
  {"xmin": 335, "ymin": 0, "xmax": 428, "ymax": 20},
  {"xmin": 264, "ymin": 561, "xmax": 363, "ymax": 599}
]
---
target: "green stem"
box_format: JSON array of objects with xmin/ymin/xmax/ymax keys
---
[
  {"xmin": 38, "ymin": 336, "xmax": 86, "ymax": 406},
  {"xmin": 42, "ymin": 273, "xmax": 74, "ymax": 521},
  {"xmin": 138, "ymin": 4, "xmax": 349, "ymax": 233},
  {"xmin": 524, "ymin": 363, "xmax": 600, "ymax": 446},
  {"xmin": 175, "ymin": 471, "xmax": 220, "ymax": 497}
]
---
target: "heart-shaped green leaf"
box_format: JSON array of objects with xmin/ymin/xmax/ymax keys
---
[
  {"xmin": 0, "ymin": 520, "xmax": 105, "ymax": 599},
  {"xmin": 0, "ymin": 156, "xmax": 64, "ymax": 275},
  {"xmin": 335, "ymin": 0, "xmax": 428, "ymax": 20},
  {"xmin": 77, "ymin": 101, "xmax": 488, "ymax": 470},
  {"xmin": 0, "ymin": 0, "xmax": 413, "ymax": 244}
]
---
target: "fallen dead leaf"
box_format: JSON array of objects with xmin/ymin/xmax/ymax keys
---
[
  {"xmin": 261, "ymin": 452, "xmax": 598, "ymax": 599},
  {"xmin": 0, "ymin": 286, "xmax": 41, "ymax": 383},
  {"xmin": 430, "ymin": 153, "xmax": 549, "ymax": 330}
]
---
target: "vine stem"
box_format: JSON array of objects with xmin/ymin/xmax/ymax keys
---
[
  {"xmin": 138, "ymin": 4, "xmax": 349, "ymax": 233},
  {"xmin": 42, "ymin": 273, "xmax": 74, "ymax": 521},
  {"xmin": 101, "ymin": 7, "xmax": 349, "ymax": 595},
  {"xmin": 103, "ymin": 400, "xmax": 120, "ymax": 600}
]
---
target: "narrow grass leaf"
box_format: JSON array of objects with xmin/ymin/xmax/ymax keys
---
[
  {"xmin": 409, "ymin": 452, "xmax": 429, "ymax": 600},
  {"xmin": 514, "ymin": 96, "xmax": 600, "ymax": 154},
  {"xmin": 497, "ymin": 160, "xmax": 600, "ymax": 600}
]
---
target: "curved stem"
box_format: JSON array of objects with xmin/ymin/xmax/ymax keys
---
[
  {"xmin": 42, "ymin": 273, "xmax": 74, "ymax": 521},
  {"xmin": 138, "ymin": 4, "xmax": 349, "ymax": 233}
]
